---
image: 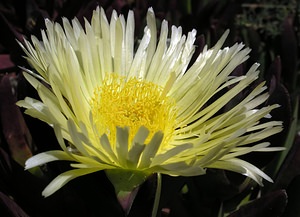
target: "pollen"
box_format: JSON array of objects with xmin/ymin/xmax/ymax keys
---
[{"xmin": 90, "ymin": 73, "xmax": 177, "ymax": 149}]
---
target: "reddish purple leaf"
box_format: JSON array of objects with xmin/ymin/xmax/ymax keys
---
[
  {"xmin": 228, "ymin": 190, "xmax": 287, "ymax": 217},
  {"xmin": 0, "ymin": 73, "xmax": 33, "ymax": 166},
  {"xmin": 0, "ymin": 191, "xmax": 29, "ymax": 217},
  {"xmin": 0, "ymin": 54, "xmax": 15, "ymax": 72}
]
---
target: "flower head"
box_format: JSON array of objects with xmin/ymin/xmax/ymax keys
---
[{"xmin": 18, "ymin": 7, "xmax": 283, "ymax": 197}]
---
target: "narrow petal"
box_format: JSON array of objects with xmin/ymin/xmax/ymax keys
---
[
  {"xmin": 100, "ymin": 7, "xmax": 113, "ymax": 73},
  {"xmin": 138, "ymin": 131, "xmax": 164, "ymax": 168},
  {"xmin": 125, "ymin": 10, "xmax": 134, "ymax": 73},
  {"xmin": 222, "ymin": 142, "xmax": 285, "ymax": 160},
  {"xmin": 131, "ymin": 126, "xmax": 150, "ymax": 145},
  {"xmin": 151, "ymin": 143, "xmax": 193, "ymax": 166},
  {"xmin": 67, "ymin": 119, "xmax": 90, "ymax": 157},
  {"xmin": 158, "ymin": 162, "xmax": 206, "ymax": 176},
  {"xmin": 100, "ymin": 133, "xmax": 119, "ymax": 164},
  {"xmin": 145, "ymin": 20, "xmax": 168, "ymax": 81},
  {"xmin": 116, "ymin": 127, "xmax": 129, "ymax": 166},
  {"xmin": 25, "ymin": 151, "xmax": 74, "ymax": 170},
  {"xmin": 113, "ymin": 15, "xmax": 125, "ymax": 75},
  {"xmin": 55, "ymin": 123, "xmax": 116, "ymax": 166},
  {"xmin": 42, "ymin": 168, "xmax": 100, "ymax": 197},
  {"xmin": 70, "ymin": 163, "xmax": 115, "ymax": 169},
  {"xmin": 127, "ymin": 127, "xmax": 149, "ymax": 167},
  {"xmin": 128, "ymin": 27, "xmax": 151, "ymax": 78},
  {"xmin": 127, "ymin": 143, "xmax": 145, "ymax": 168},
  {"xmin": 208, "ymin": 158, "xmax": 273, "ymax": 185},
  {"xmin": 145, "ymin": 7, "xmax": 157, "ymax": 72},
  {"xmin": 17, "ymin": 97, "xmax": 56, "ymax": 125}
]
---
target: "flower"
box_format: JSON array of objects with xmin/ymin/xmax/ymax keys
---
[{"xmin": 17, "ymin": 7, "xmax": 283, "ymax": 197}]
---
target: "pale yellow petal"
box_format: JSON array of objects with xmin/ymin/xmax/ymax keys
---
[{"xmin": 42, "ymin": 168, "xmax": 101, "ymax": 197}]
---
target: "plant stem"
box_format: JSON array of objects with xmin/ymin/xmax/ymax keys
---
[{"xmin": 151, "ymin": 173, "xmax": 162, "ymax": 217}]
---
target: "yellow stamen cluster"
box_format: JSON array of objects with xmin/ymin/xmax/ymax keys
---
[{"xmin": 90, "ymin": 74, "xmax": 177, "ymax": 149}]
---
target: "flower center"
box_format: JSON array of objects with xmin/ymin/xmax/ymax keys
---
[{"xmin": 90, "ymin": 74, "xmax": 177, "ymax": 148}]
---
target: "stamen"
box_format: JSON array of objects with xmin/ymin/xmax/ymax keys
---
[{"xmin": 90, "ymin": 74, "xmax": 177, "ymax": 149}]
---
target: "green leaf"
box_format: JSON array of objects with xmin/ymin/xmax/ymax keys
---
[
  {"xmin": 105, "ymin": 169, "xmax": 149, "ymax": 194},
  {"xmin": 273, "ymin": 97, "xmax": 298, "ymax": 177},
  {"xmin": 105, "ymin": 169, "xmax": 150, "ymax": 214}
]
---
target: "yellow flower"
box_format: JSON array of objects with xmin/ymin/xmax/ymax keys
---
[{"xmin": 18, "ymin": 7, "xmax": 283, "ymax": 197}]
